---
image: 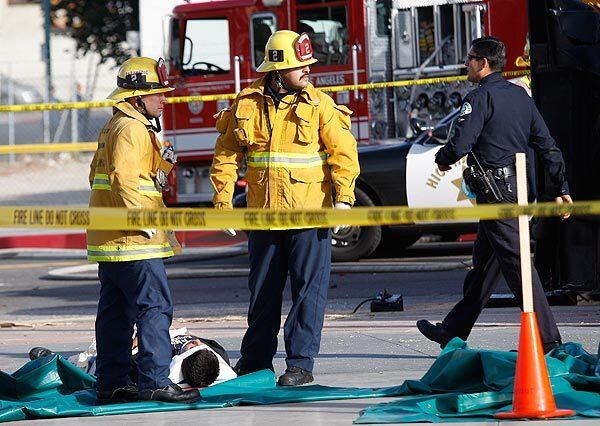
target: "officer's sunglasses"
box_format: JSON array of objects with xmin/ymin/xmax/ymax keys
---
[{"xmin": 466, "ymin": 54, "xmax": 485, "ymax": 62}]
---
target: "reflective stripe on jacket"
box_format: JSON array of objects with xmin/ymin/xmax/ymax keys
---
[
  {"xmin": 87, "ymin": 101, "xmax": 179, "ymax": 262},
  {"xmin": 210, "ymin": 77, "xmax": 360, "ymax": 210}
]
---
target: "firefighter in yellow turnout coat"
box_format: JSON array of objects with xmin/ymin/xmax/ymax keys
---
[
  {"xmin": 87, "ymin": 57, "xmax": 198, "ymax": 404},
  {"xmin": 210, "ymin": 30, "xmax": 360, "ymax": 386}
]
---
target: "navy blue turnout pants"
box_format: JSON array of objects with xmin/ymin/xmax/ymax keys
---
[
  {"xmin": 95, "ymin": 259, "xmax": 173, "ymax": 392},
  {"xmin": 238, "ymin": 228, "xmax": 331, "ymax": 373}
]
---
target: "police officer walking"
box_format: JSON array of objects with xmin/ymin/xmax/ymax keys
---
[
  {"xmin": 88, "ymin": 57, "xmax": 199, "ymax": 404},
  {"xmin": 210, "ymin": 30, "xmax": 359, "ymax": 385},
  {"xmin": 416, "ymin": 37, "xmax": 573, "ymax": 353}
]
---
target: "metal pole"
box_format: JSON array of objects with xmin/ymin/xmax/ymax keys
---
[
  {"xmin": 8, "ymin": 66, "xmax": 15, "ymax": 165},
  {"xmin": 42, "ymin": 0, "xmax": 52, "ymax": 100},
  {"xmin": 70, "ymin": 50, "xmax": 79, "ymax": 145},
  {"xmin": 42, "ymin": 0, "xmax": 52, "ymax": 147},
  {"xmin": 352, "ymin": 44, "xmax": 359, "ymax": 99},
  {"xmin": 516, "ymin": 152, "xmax": 534, "ymax": 313},
  {"xmin": 234, "ymin": 55, "xmax": 241, "ymax": 94}
]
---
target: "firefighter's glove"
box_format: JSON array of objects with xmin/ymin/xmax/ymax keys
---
[
  {"xmin": 333, "ymin": 202, "xmax": 352, "ymax": 234},
  {"xmin": 141, "ymin": 229, "xmax": 156, "ymax": 239},
  {"xmin": 223, "ymin": 229, "xmax": 237, "ymax": 237}
]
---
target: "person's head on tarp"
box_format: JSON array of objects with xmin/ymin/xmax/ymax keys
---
[{"xmin": 181, "ymin": 342, "xmax": 220, "ymax": 387}]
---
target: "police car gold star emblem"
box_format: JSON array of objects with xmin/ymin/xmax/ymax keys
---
[{"xmin": 451, "ymin": 176, "xmax": 476, "ymax": 206}]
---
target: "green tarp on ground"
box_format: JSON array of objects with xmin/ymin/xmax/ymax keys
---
[
  {"xmin": 1, "ymin": 339, "xmax": 598, "ymax": 423},
  {"xmin": 0, "ymin": 354, "xmax": 405, "ymax": 422},
  {"xmin": 355, "ymin": 339, "xmax": 600, "ymax": 423}
]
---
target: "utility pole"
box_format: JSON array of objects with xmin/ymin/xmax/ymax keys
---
[
  {"xmin": 42, "ymin": 0, "xmax": 52, "ymax": 100},
  {"xmin": 42, "ymin": 0, "xmax": 52, "ymax": 145}
]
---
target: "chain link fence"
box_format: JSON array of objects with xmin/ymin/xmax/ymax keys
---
[{"xmin": 0, "ymin": 69, "xmax": 113, "ymax": 206}]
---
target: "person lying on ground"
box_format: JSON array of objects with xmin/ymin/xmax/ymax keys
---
[{"xmin": 28, "ymin": 328, "xmax": 237, "ymax": 389}]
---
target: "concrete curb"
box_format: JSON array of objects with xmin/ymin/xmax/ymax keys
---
[
  {"xmin": 46, "ymin": 258, "xmax": 472, "ymax": 281},
  {"xmin": 43, "ymin": 243, "xmax": 249, "ymax": 281}
]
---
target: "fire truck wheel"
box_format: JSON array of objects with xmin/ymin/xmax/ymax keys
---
[{"xmin": 331, "ymin": 187, "xmax": 382, "ymax": 262}]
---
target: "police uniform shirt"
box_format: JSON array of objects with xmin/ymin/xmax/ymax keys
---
[{"xmin": 435, "ymin": 72, "xmax": 569, "ymax": 198}]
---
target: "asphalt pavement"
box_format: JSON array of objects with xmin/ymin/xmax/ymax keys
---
[{"xmin": 0, "ymin": 242, "xmax": 598, "ymax": 425}]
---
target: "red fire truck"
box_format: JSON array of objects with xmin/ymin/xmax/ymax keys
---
[{"xmin": 161, "ymin": 0, "xmax": 527, "ymax": 207}]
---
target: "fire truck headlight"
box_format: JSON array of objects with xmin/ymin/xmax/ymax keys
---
[
  {"xmin": 182, "ymin": 168, "xmax": 195, "ymax": 179},
  {"xmin": 369, "ymin": 89, "xmax": 384, "ymax": 114},
  {"xmin": 448, "ymin": 92, "xmax": 462, "ymax": 109},
  {"xmin": 371, "ymin": 121, "xmax": 387, "ymax": 140}
]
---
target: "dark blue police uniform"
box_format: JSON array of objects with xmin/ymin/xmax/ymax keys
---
[{"xmin": 435, "ymin": 72, "xmax": 569, "ymax": 349}]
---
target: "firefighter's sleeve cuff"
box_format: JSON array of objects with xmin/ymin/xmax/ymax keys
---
[
  {"xmin": 335, "ymin": 194, "xmax": 355, "ymax": 206},
  {"xmin": 213, "ymin": 201, "xmax": 233, "ymax": 209},
  {"xmin": 558, "ymin": 181, "xmax": 570, "ymax": 197}
]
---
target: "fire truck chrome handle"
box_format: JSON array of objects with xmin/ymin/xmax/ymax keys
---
[
  {"xmin": 234, "ymin": 55, "xmax": 242, "ymax": 94},
  {"xmin": 352, "ymin": 44, "xmax": 361, "ymax": 99}
]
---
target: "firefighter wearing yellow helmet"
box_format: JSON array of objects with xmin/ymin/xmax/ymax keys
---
[
  {"xmin": 513, "ymin": 34, "xmax": 531, "ymax": 93},
  {"xmin": 88, "ymin": 57, "xmax": 199, "ymax": 404},
  {"xmin": 210, "ymin": 30, "xmax": 360, "ymax": 386}
]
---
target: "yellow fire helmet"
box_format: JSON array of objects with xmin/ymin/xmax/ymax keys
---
[
  {"xmin": 108, "ymin": 57, "xmax": 174, "ymax": 100},
  {"xmin": 515, "ymin": 36, "xmax": 530, "ymax": 68},
  {"xmin": 256, "ymin": 30, "xmax": 318, "ymax": 73}
]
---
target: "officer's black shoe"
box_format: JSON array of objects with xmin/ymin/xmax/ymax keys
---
[
  {"xmin": 416, "ymin": 320, "xmax": 453, "ymax": 348},
  {"xmin": 233, "ymin": 361, "xmax": 274, "ymax": 376},
  {"xmin": 543, "ymin": 340, "xmax": 562, "ymax": 355},
  {"xmin": 96, "ymin": 384, "xmax": 139, "ymax": 405},
  {"xmin": 28, "ymin": 347, "xmax": 54, "ymax": 360},
  {"xmin": 277, "ymin": 366, "xmax": 314, "ymax": 386},
  {"xmin": 139, "ymin": 383, "xmax": 200, "ymax": 404}
]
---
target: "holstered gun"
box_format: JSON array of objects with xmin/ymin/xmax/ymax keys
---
[{"xmin": 462, "ymin": 153, "xmax": 504, "ymax": 203}]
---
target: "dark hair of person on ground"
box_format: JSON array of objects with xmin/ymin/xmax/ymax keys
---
[
  {"xmin": 181, "ymin": 349, "xmax": 220, "ymax": 387},
  {"xmin": 470, "ymin": 36, "xmax": 507, "ymax": 71}
]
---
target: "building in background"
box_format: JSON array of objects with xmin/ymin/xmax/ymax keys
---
[{"xmin": 0, "ymin": 0, "xmax": 115, "ymax": 103}]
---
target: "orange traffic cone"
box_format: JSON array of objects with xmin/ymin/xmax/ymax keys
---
[{"xmin": 495, "ymin": 312, "xmax": 575, "ymax": 419}]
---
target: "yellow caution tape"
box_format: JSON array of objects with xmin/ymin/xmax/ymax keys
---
[
  {"xmin": 0, "ymin": 200, "xmax": 591, "ymax": 231},
  {"xmin": 0, "ymin": 142, "xmax": 97, "ymax": 155},
  {"xmin": 0, "ymin": 71, "xmax": 530, "ymax": 113},
  {"xmin": 0, "ymin": 100, "xmax": 114, "ymax": 113},
  {"xmin": 319, "ymin": 70, "xmax": 530, "ymax": 93}
]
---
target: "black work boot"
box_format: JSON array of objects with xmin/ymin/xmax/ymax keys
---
[
  {"xmin": 139, "ymin": 383, "xmax": 200, "ymax": 403},
  {"xmin": 542, "ymin": 340, "xmax": 562, "ymax": 355},
  {"xmin": 233, "ymin": 360, "xmax": 274, "ymax": 376},
  {"xmin": 28, "ymin": 347, "xmax": 54, "ymax": 360},
  {"xmin": 96, "ymin": 384, "xmax": 139, "ymax": 405},
  {"xmin": 277, "ymin": 366, "xmax": 314, "ymax": 386},
  {"xmin": 416, "ymin": 320, "xmax": 453, "ymax": 348}
]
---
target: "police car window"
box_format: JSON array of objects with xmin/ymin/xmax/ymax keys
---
[
  {"xmin": 296, "ymin": 6, "xmax": 349, "ymax": 66},
  {"xmin": 251, "ymin": 15, "xmax": 276, "ymax": 70},
  {"xmin": 182, "ymin": 19, "xmax": 230, "ymax": 75}
]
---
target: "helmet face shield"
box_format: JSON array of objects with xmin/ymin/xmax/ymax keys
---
[{"xmin": 295, "ymin": 33, "xmax": 314, "ymax": 62}]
